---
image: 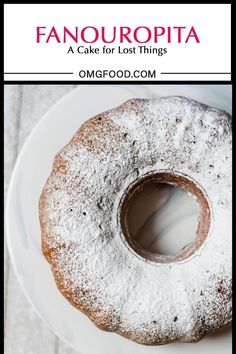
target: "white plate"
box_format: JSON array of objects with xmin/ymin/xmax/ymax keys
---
[{"xmin": 6, "ymin": 85, "xmax": 232, "ymax": 354}]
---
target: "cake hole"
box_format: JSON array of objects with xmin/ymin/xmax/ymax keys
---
[
  {"xmin": 83, "ymin": 211, "xmax": 86, "ymax": 216},
  {"xmin": 120, "ymin": 172, "xmax": 211, "ymax": 263},
  {"xmin": 125, "ymin": 183, "xmax": 200, "ymax": 257}
]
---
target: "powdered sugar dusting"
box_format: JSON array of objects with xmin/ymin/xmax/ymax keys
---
[{"xmin": 39, "ymin": 96, "xmax": 232, "ymax": 345}]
